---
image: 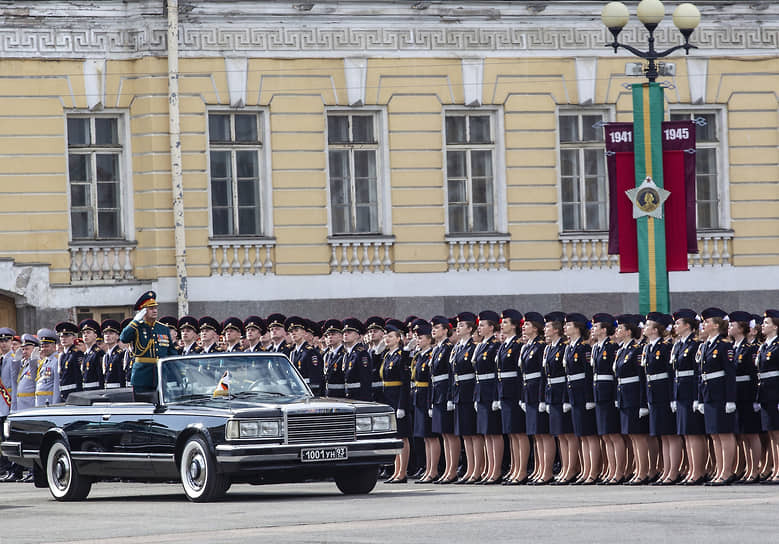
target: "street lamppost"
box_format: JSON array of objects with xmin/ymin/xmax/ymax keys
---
[{"xmin": 600, "ymin": 0, "xmax": 701, "ymax": 313}]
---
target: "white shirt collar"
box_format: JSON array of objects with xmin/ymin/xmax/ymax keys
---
[
  {"xmin": 504, "ymin": 335, "xmax": 516, "ymax": 345},
  {"xmin": 766, "ymin": 335, "xmax": 778, "ymax": 346}
]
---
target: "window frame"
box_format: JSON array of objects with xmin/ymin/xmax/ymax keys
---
[
  {"xmin": 556, "ymin": 107, "xmax": 612, "ymax": 234},
  {"xmin": 65, "ymin": 112, "xmax": 133, "ymax": 242},
  {"xmin": 324, "ymin": 107, "xmax": 391, "ymax": 237},
  {"xmin": 206, "ymin": 108, "xmax": 273, "ymax": 240},
  {"xmin": 667, "ymin": 106, "xmax": 730, "ymax": 231},
  {"xmin": 442, "ymin": 106, "xmax": 507, "ymax": 236}
]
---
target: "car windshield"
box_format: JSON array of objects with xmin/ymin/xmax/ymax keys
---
[{"xmin": 160, "ymin": 355, "xmax": 310, "ymax": 403}]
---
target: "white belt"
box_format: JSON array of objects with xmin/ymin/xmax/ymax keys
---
[
  {"xmin": 477, "ymin": 373, "xmax": 496, "ymax": 381},
  {"xmin": 594, "ymin": 374, "xmax": 614, "ymax": 382},
  {"xmin": 303, "ymin": 378, "xmax": 310, "ymax": 384},
  {"xmin": 345, "ymin": 383, "xmax": 361, "ymax": 389},
  {"xmin": 455, "ymin": 373, "xmax": 475, "ymax": 383},
  {"xmin": 735, "ymin": 375, "xmax": 752, "ymax": 383},
  {"xmin": 432, "ymin": 374, "xmax": 449, "ymax": 383},
  {"xmin": 675, "ymin": 370, "xmax": 695, "ymax": 378},
  {"xmin": 647, "ymin": 372, "xmax": 669, "ymax": 382},
  {"xmin": 524, "ymin": 371, "xmax": 541, "ymax": 381},
  {"xmin": 83, "ymin": 381, "xmax": 100, "ymax": 388},
  {"xmin": 327, "ymin": 384, "xmax": 346, "ymax": 390},
  {"xmin": 105, "ymin": 383, "xmax": 122, "ymax": 389},
  {"xmin": 701, "ymin": 370, "xmax": 725, "ymax": 381},
  {"xmin": 547, "ymin": 376, "xmax": 566, "ymax": 385},
  {"xmin": 567, "ymin": 373, "xmax": 586, "ymax": 382},
  {"xmin": 499, "ymin": 371, "xmax": 518, "ymax": 379},
  {"xmin": 759, "ymin": 371, "xmax": 779, "ymax": 380},
  {"xmin": 371, "ymin": 381, "xmax": 384, "ymax": 388},
  {"xmin": 61, "ymin": 384, "xmax": 77, "ymax": 391},
  {"xmin": 618, "ymin": 376, "xmax": 640, "ymax": 385}
]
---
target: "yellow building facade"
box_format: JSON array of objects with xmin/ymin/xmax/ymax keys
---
[{"xmin": 0, "ymin": 1, "xmax": 777, "ymax": 327}]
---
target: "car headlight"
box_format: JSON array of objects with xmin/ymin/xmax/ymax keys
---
[
  {"xmin": 356, "ymin": 414, "xmax": 395, "ymax": 433},
  {"xmin": 2, "ymin": 419, "xmax": 9, "ymax": 440},
  {"xmin": 226, "ymin": 419, "xmax": 282, "ymax": 440}
]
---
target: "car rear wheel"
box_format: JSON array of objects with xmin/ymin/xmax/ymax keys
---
[
  {"xmin": 46, "ymin": 440, "xmax": 91, "ymax": 501},
  {"xmin": 180, "ymin": 436, "xmax": 227, "ymax": 502},
  {"xmin": 334, "ymin": 466, "xmax": 378, "ymax": 495}
]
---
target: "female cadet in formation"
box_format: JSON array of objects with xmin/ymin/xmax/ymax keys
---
[
  {"xmin": 380, "ymin": 319, "xmax": 411, "ymax": 483},
  {"xmin": 757, "ymin": 310, "xmax": 779, "ymax": 483},
  {"xmin": 429, "ymin": 316, "xmax": 458, "ymax": 484},
  {"xmin": 697, "ymin": 307, "xmax": 738, "ymax": 485},
  {"xmin": 497, "ymin": 309, "xmax": 530, "ymax": 485},
  {"xmin": 563, "ymin": 313, "xmax": 599, "ymax": 484},
  {"xmin": 671, "ymin": 309, "xmax": 707, "ymax": 485},
  {"xmin": 642, "ymin": 312, "xmax": 681, "ymax": 485},
  {"xmin": 728, "ymin": 311, "xmax": 761, "ymax": 483},
  {"xmin": 410, "ymin": 320, "xmax": 439, "ymax": 483},
  {"xmin": 543, "ymin": 312, "xmax": 575, "ymax": 484},
  {"xmin": 614, "ymin": 314, "xmax": 650, "ymax": 484},
  {"xmin": 451, "ymin": 312, "xmax": 480, "ymax": 484},
  {"xmin": 473, "ymin": 311, "xmax": 503, "ymax": 483},
  {"xmin": 590, "ymin": 313, "xmax": 622, "ymax": 484},
  {"xmin": 521, "ymin": 312, "xmax": 554, "ymax": 485}
]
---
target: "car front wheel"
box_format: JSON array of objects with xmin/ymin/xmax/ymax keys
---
[
  {"xmin": 334, "ymin": 466, "xmax": 378, "ymax": 495},
  {"xmin": 180, "ymin": 436, "xmax": 228, "ymax": 502},
  {"xmin": 46, "ymin": 440, "xmax": 91, "ymax": 501}
]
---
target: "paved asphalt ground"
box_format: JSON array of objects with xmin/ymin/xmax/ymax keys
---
[{"xmin": 2, "ymin": 479, "xmax": 777, "ymax": 544}]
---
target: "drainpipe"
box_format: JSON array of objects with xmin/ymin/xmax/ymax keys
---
[{"xmin": 167, "ymin": 0, "xmax": 189, "ymax": 315}]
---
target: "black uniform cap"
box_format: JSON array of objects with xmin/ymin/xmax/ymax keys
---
[
  {"xmin": 592, "ymin": 313, "xmax": 617, "ymax": 327},
  {"xmin": 544, "ymin": 311, "xmax": 566, "ymax": 323},
  {"xmin": 456, "ymin": 312, "xmax": 477, "ymax": 324},
  {"xmin": 385, "ymin": 319, "xmax": 406, "ymax": 334},
  {"xmin": 244, "ymin": 316, "xmax": 267, "ymax": 334},
  {"xmin": 412, "ymin": 319, "xmax": 432, "ymax": 336},
  {"xmin": 646, "ymin": 312, "xmax": 673, "ymax": 329},
  {"xmin": 266, "ymin": 313, "xmax": 287, "ymax": 329},
  {"xmin": 55, "ymin": 322, "xmax": 78, "ymax": 335},
  {"xmin": 198, "ymin": 316, "xmax": 221, "ymax": 333},
  {"xmin": 159, "ymin": 316, "xmax": 179, "ymax": 330},
  {"xmin": 120, "ymin": 318, "xmax": 132, "ymax": 330},
  {"xmin": 500, "ymin": 309, "xmax": 523, "ymax": 324},
  {"xmin": 222, "ymin": 317, "xmax": 245, "ymax": 335},
  {"xmin": 323, "ymin": 319, "xmax": 343, "ymax": 335},
  {"xmin": 477, "ymin": 310, "xmax": 500, "ymax": 324},
  {"xmin": 101, "ymin": 319, "xmax": 122, "ymax": 334},
  {"xmin": 523, "ymin": 311, "xmax": 544, "ymax": 325},
  {"xmin": 701, "ymin": 307, "xmax": 727, "ymax": 320},
  {"xmin": 365, "ymin": 316, "xmax": 386, "ymax": 332},
  {"xmin": 284, "ymin": 316, "xmax": 307, "ymax": 332},
  {"xmin": 342, "ymin": 317, "xmax": 365, "ymax": 335},
  {"xmin": 179, "ymin": 316, "xmax": 199, "ymax": 332},
  {"xmin": 616, "ymin": 314, "xmax": 640, "ymax": 326},
  {"xmin": 430, "ymin": 315, "xmax": 451, "ymax": 329},
  {"xmin": 763, "ymin": 309, "xmax": 779, "ymax": 320},
  {"xmin": 673, "ymin": 308, "xmax": 699, "ymax": 322},
  {"xmin": 79, "ymin": 319, "xmax": 101, "ymax": 334},
  {"xmin": 728, "ymin": 311, "xmax": 752, "ymax": 324}
]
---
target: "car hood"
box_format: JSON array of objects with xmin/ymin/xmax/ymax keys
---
[{"xmin": 166, "ymin": 395, "xmax": 389, "ymax": 418}]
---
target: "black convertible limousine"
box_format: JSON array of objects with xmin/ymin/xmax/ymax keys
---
[{"xmin": 1, "ymin": 352, "xmax": 401, "ymax": 502}]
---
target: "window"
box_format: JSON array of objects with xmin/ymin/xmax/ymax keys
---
[
  {"xmin": 67, "ymin": 116, "xmax": 124, "ymax": 239},
  {"xmin": 327, "ymin": 113, "xmax": 380, "ymax": 235},
  {"xmin": 558, "ymin": 111, "xmax": 608, "ymax": 232},
  {"xmin": 670, "ymin": 111, "xmax": 721, "ymax": 230},
  {"xmin": 444, "ymin": 112, "xmax": 496, "ymax": 233},
  {"xmin": 208, "ymin": 112, "xmax": 264, "ymax": 237}
]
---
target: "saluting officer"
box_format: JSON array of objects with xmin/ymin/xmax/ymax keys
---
[
  {"xmin": 286, "ymin": 316, "xmax": 323, "ymax": 395},
  {"xmin": 222, "ymin": 317, "xmax": 245, "ymax": 353},
  {"xmin": 79, "ymin": 319, "xmax": 104, "ymax": 391},
  {"xmin": 35, "ymin": 329, "xmax": 60, "ymax": 406},
  {"xmin": 365, "ymin": 316, "xmax": 387, "ymax": 402},
  {"xmin": 322, "ymin": 319, "xmax": 346, "ymax": 398},
  {"xmin": 342, "ymin": 318, "xmax": 373, "ymax": 401},
  {"xmin": 56, "ymin": 321, "xmax": 83, "ymax": 400},
  {"xmin": 15, "ymin": 334, "xmax": 39, "ymax": 411},
  {"xmin": 179, "ymin": 316, "xmax": 202, "ymax": 356},
  {"xmin": 101, "ymin": 320, "xmax": 125, "ymax": 389},
  {"xmin": 267, "ymin": 314, "xmax": 292, "ymax": 356}
]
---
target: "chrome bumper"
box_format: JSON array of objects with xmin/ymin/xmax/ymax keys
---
[{"xmin": 215, "ymin": 437, "xmax": 402, "ymax": 464}]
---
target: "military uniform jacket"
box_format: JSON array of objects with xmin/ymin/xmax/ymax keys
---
[
  {"xmin": 269, "ymin": 342, "xmax": 292, "ymax": 357},
  {"xmin": 733, "ymin": 339, "xmax": 758, "ymax": 404},
  {"xmin": 82, "ymin": 344, "xmax": 105, "ymax": 389},
  {"xmin": 429, "ymin": 339, "xmax": 453, "ymax": 408},
  {"xmin": 290, "ymin": 342, "xmax": 323, "ymax": 395},
  {"xmin": 497, "ymin": 336, "xmax": 522, "ymax": 401},
  {"xmin": 323, "ymin": 345, "xmax": 345, "ymax": 396},
  {"xmin": 451, "ymin": 339, "xmax": 476, "ymax": 405},
  {"xmin": 0, "ymin": 351, "xmax": 16, "ymax": 416},
  {"xmin": 103, "ymin": 345, "xmax": 126, "ymax": 388},
  {"xmin": 757, "ymin": 336, "xmax": 779, "ymax": 403},
  {"xmin": 59, "ymin": 346, "xmax": 84, "ymax": 397},
  {"xmin": 119, "ymin": 320, "xmax": 177, "ymax": 390},
  {"xmin": 369, "ymin": 345, "xmax": 386, "ymax": 397},
  {"xmin": 591, "ymin": 338, "xmax": 618, "ymax": 403},
  {"xmin": 180, "ymin": 343, "xmax": 203, "ymax": 356},
  {"xmin": 15, "ymin": 358, "xmax": 38, "ymax": 411},
  {"xmin": 519, "ymin": 337, "xmax": 544, "ymax": 405},
  {"xmin": 543, "ymin": 339, "xmax": 568, "ymax": 405},
  {"xmin": 642, "ymin": 339, "xmax": 673, "ymax": 404},
  {"xmin": 35, "ymin": 353, "xmax": 60, "ymax": 406},
  {"xmin": 410, "ymin": 347, "xmax": 433, "ymax": 409},
  {"xmin": 380, "ymin": 347, "xmax": 410, "ymax": 411},
  {"xmin": 343, "ymin": 344, "xmax": 373, "ymax": 401},
  {"xmin": 473, "ymin": 336, "xmax": 501, "ymax": 404},
  {"xmin": 615, "ymin": 340, "xmax": 646, "ymax": 409},
  {"xmin": 564, "ymin": 338, "xmax": 593, "ymax": 406},
  {"xmin": 123, "ymin": 350, "xmax": 134, "ymax": 388},
  {"xmin": 697, "ymin": 335, "xmax": 736, "ymax": 404},
  {"xmin": 671, "ymin": 334, "xmax": 701, "ymax": 402},
  {"xmin": 225, "ymin": 343, "xmax": 243, "ymax": 353}
]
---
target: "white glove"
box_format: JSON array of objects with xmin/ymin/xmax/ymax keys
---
[
  {"xmin": 474, "ymin": 402, "xmax": 478, "ymax": 411},
  {"xmin": 725, "ymin": 402, "xmax": 736, "ymax": 414},
  {"xmin": 519, "ymin": 401, "xmax": 526, "ymax": 412},
  {"xmin": 491, "ymin": 400, "xmax": 501, "ymax": 412},
  {"xmin": 585, "ymin": 402, "xmax": 595, "ymax": 411},
  {"xmin": 446, "ymin": 401, "xmax": 455, "ymax": 412},
  {"xmin": 639, "ymin": 408, "xmax": 649, "ymax": 418},
  {"xmin": 692, "ymin": 400, "xmax": 700, "ymax": 413},
  {"xmin": 697, "ymin": 403, "xmax": 705, "ymax": 415},
  {"xmin": 753, "ymin": 403, "xmax": 761, "ymax": 413},
  {"xmin": 670, "ymin": 401, "xmax": 677, "ymax": 413},
  {"xmin": 563, "ymin": 402, "xmax": 571, "ymax": 413},
  {"xmin": 133, "ymin": 308, "xmax": 148, "ymax": 322},
  {"xmin": 396, "ymin": 409, "xmax": 406, "ymax": 419},
  {"xmin": 428, "ymin": 408, "xmax": 433, "ymax": 418},
  {"xmin": 614, "ymin": 400, "xmax": 619, "ymax": 409},
  {"xmin": 538, "ymin": 402, "xmax": 547, "ymax": 413}
]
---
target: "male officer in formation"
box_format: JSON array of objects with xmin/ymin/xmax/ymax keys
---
[
  {"xmin": 286, "ymin": 316, "xmax": 323, "ymax": 395},
  {"xmin": 102, "ymin": 320, "xmax": 126, "ymax": 389},
  {"xmin": 322, "ymin": 319, "xmax": 346, "ymax": 397},
  {"xmin": 342, "ymin": 318, "xmax": 374, "ymax": 401},
  {"xmin": 0, "ymin": 328, "xmax": 18, "ymax": 480},
  {"xmin": 222, "ymin": 317, "xmax": 245, "ymax": 352},
  {"xmin": 267, "ymin": 314, "xmax": 292, "ymax": 355},
  {"xmin": 198, "ymin": 317, "xmax": 222, "ymax": 353},
  {"xmin": 34, "ymin": 328, "xmax": 60, "ymax": 406},
  {"xmin": 178, "ymin": 316, "xmax": 202, "ymax": 355},
  {"xmin": 15, "ymin": 334, "xmax": 39, "ymax": 411},
  {"xmin": 56, "ymin": 321, "xmax": 83, "ymax": 400},
  {"xmin": 244, "ymin": 316, "xmax": 266, "ymax": 353},
  {"xmin": 80, "ymin": 319, "xmax": 104, "ymax": 391}
]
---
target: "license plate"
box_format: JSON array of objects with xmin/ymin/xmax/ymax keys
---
[{"xmin": 300, "ymin": 446, "xmax": 348, "ymax": 462}]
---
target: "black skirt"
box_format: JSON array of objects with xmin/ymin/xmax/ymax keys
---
[
  {"xmin": 413, "ymin": 403, "xmax": 434, "ymax": 438},
  {"xmin": 476, "ymin": 401, "xmax": 503, "ymax": 435},
  {"xmin": 501, "ymin": 399, "xmax": 526, "ymax": 434},
  {"xmin": 595, "ymin": 402, "xmax": 620, "ymax": 435},
  {"xmin": 571, "ymin": 404, "xmax": 597, "ymax": 437},
  {"xmin": 432, "ymin": 403, "xmax": 455, "ymax": 434},
  {"xmin": 455, "ymin": 401, "xmax": 477, "ymax": 436},
  {"xmin": 396, "ymin": 412, "xmax": 412, "ymax": 438},
  {"xmin": 676, "ymin": 400, "xmax": 706, "ymax": 435},
  {"xmin": 703, "ymin": 402, "xmax": 737, "ymax": 434},
  {"xmin": 549, "ymin": 404, "xmax": 574, "ymax": 436},
  {"xmin": 525, "ymin": 403, "xmax": 549, "ymax": 435},
  {"xmin": 620, "ymin": 407, "xmax": 649, "ymax": 435},
  {"xmin": 648, "ymin": 402, "xmax": 676, "ymax": 436},
  {"xmin": 761, "ymin": 402, "xmax": 779, "ymax": 432},
  {"xmin": 737, "ymin": 402, "xmax": 763, "ymax": 434}
]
